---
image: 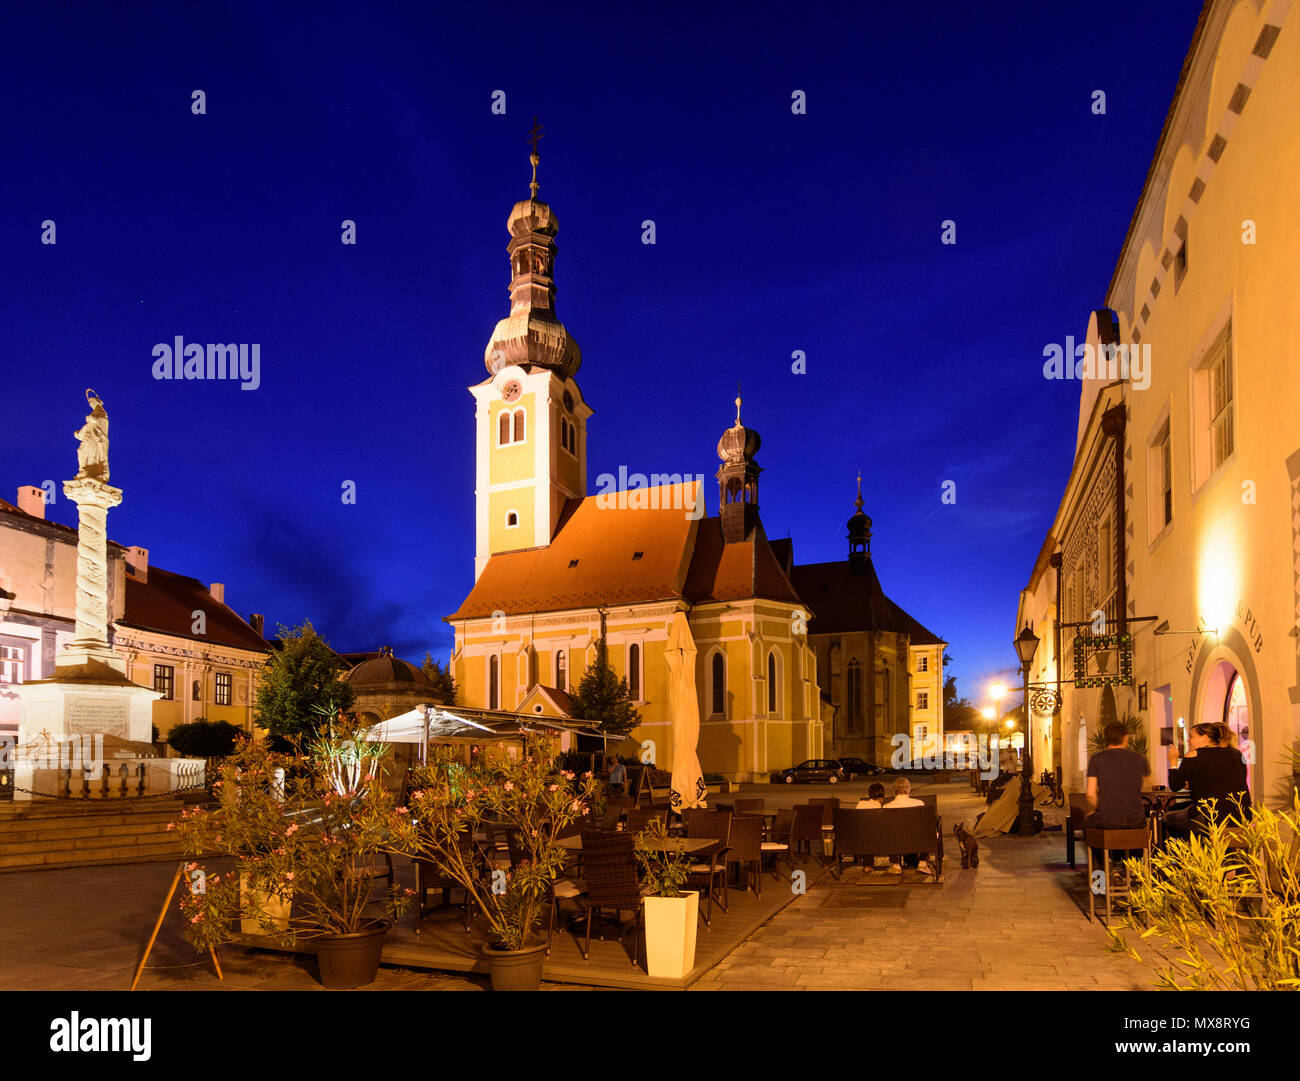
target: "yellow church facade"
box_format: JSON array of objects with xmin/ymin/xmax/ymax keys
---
[{"xmin": 447, "ymin": 166, "xmax": 824, "ymax": 782}]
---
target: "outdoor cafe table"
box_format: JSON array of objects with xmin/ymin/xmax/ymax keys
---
[{"xmin": 557, "ymin": 833, "xmax": 717, "ymax": 854}]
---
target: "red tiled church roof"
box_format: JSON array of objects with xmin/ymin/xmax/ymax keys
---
[{"xmin": 449, "ymin": 482, "xmax": 802, "ymax": 620}]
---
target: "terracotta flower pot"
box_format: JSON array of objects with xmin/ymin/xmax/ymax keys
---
[
  {"xmin": 482, "ymin": 941, "xmax": 547, "ymax": 991},
  {"xmin": 314, "ymin": 920, "xmax": 390, "ymax": 989}
]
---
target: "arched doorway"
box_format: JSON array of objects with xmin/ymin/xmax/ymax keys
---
[{"xmin": 1200, "ymin": 659, "xmax": 1254, "ymax": 798}]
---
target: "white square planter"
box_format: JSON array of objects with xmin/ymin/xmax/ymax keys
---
[{"xmin": 643, "ymin": 891, "xmax": 699, "ymax": 979}]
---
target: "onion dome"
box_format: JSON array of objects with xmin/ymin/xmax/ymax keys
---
[
  {"xmin": 482, "ymin": 138, "xmax": 581, "ymax": 379},
  {"xmin": 717, "ymin": 393, "xmax": 762, "ymax": 464}
]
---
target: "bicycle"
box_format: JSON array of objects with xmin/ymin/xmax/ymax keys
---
[{"xmin": 1037, "ymin": 769, "xmax": 1065, "ymax": 807}]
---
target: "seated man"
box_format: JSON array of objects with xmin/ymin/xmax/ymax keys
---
[
  {"xmin": 884, "ymin": 777, "xmax": 933, "ymax": 877},
  {"xmin": 1086, "ymin": 721, "xmax": 1150, "ymax": 883},
  {"xmin": 856, "ymin": 782, "xmax": 887, "ymax": 809}
]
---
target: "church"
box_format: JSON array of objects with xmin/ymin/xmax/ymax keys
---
[{"xmin": 446, "ymin": 145, "xmax": 944, "ymax": 782}]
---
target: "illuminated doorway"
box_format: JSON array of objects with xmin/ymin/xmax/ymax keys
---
[
  {"xmin": 1202, "ymin": 660, "xmax": 1253, "ymax": 797},
  {"xmin": 1223, "ymin": 672, "xmax": 1252, "ymax": 796}
]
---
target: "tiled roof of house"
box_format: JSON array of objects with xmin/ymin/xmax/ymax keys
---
[
  {"xmin": 789, "ymin": 558, "xmax": 944, "ymax": 645},
  {"xmin": 120, "ymin": 566, "xmax": 269, "ymax": 653}
]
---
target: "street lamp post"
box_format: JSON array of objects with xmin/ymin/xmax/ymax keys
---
[{"xmin": 1014, "ymin": 624, "xmax": 1040, "ymax": 836}]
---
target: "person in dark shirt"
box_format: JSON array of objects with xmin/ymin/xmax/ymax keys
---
[
  {"xmin": 1164, "ymin": 722, "xmax": 1251, "ymax": 836},
  {"xmin": 1086, "ymin": 721, "xmax": 1150, "ymax": 830}
]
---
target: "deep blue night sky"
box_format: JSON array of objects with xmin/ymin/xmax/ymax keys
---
[{"xmin": 1, "ymin": 1, "xmax": 1202, "ymax": 705}]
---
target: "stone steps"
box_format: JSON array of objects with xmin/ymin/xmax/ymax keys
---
[{"xmin": 0, "ymin": 799, "xmax": 189, "ymax": 871}]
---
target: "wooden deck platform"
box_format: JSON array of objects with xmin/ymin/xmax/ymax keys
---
[{"xmin": 239, "ymin": 879, "xmax": 799, "ymax": 990}]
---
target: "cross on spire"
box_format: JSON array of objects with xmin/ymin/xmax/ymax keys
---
[
  {"xmin": 735, "ymin": 381, "xmax": 742, "ymax": 424},
  {"xmin": 527, "ymin": 116, "xmax": 545, "ymax": 199}
]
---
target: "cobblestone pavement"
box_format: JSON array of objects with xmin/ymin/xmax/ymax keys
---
[
  {"xmin": 692, "ymin": 778, "xmax": 1157, "ymax": 991},
  {"xmin": 0, "ymin": 779, "xmax": 1156, "ymax": 992}
]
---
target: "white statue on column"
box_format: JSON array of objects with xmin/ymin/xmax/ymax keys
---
[
  {"xmin": 61, "ymin": 389, "xmax": 124, "ymax": 669},
  {"xmin": 74, "ymin": 389, "xmax": 110, "ymax": 482}
]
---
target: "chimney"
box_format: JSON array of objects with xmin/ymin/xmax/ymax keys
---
[
  {"xmin": 249, "ymin": 613, "xmax": 265, "ymax": 637},
  {"xmin": 16, "ymin": 486, "xmax": 45, "ymax": 520},
  {"xmin": 126, "ymin": 546, "xmax": 149, "ymax": 582},
  {"xmin": 209, "ymin": 583, "xmax": 225, "ymax": 604}
]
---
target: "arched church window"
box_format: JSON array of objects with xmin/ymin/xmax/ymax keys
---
[
  {"xmin": 560, "ymin": 418, "xmax": 569, "ymax": 450},
  {"xmin": 629, "ymin": 643, "xmax": 641, "ymax": 701},
  {"xmin": 767, "ymin": 650, "xmax": 778, "ymax": 715},
  {"xmin": 489, "ymin": 655, "xmax": 499, "ymax": 710},
  {"xmin": 498, "ymin": 411, "xmax": 511, "ymax": 445},
  {"xmin": 711, "ymin": 651, "xmax": 726, "ymax": 716},
  {"xmin": 513, "ymin": 408, "xmax": 526, "ymax": 443},
  {"xmin": 556, "ymin": 649, "xmax": 566, "ymax": 692},
  {"xmin": 506, "ymin": 511, "xmax": 518, "ymax": 527},
  {"xmin": 846, "ymin": 659, "xmax": 863, "ymax": 735},
  {"xmin": 725, "ymin": 478, "xmax": 742, "ymax": 504}
]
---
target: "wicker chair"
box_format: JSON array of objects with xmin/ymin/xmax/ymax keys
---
[
  {"xmin": 683, "ymin": 809, "xmax": 732, "ymax": 927},
  {"xmin": 790, "ymin": 805, "xmax": 826, "ymax": 867},
  {"xmin": 578, "ymin": 831, "xmax": 644, "ymax": 967},
  {"xmin": 625, "ymin": 807, "xmax": 669, "ymax": 837},
  {"xmin": 733, "ymin": 797, "xmax": 766, "ymax": 822},
  {"xmin": 726, "ymin": 815, "xmax": 764, "ymax": 897},
  {"xmin": 1065, "ymin": 793, "xmax": 1089, "ymax": 869},
  {"xmin": 412, "ymin": 853, "xmax": 474, "ymax": 934},
  {"xmin": 808, "ymin": 797, "xmax": 841, "ymax": 828},
  {"xmin": 763, "ymin": 808, "xmax": 794, "ymax": 879},
  {"xmin": 601, "ymin": 797, "xmax": 636, "ymax": 831}
]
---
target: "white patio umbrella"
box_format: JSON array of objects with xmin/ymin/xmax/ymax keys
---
[
  {"xmin": 665, "ymin": 610, "xmax": 705, "ymax": 810},
  {"xmin": 363, "ymin": 706, "xmax": 494, "ymax": 764}
]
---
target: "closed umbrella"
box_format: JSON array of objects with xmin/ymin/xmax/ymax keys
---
[{"xmin": 665, "ymin": 610, "xmax": 706, "ymax": 810}]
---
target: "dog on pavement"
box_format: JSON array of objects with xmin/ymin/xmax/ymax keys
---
[{"xmin": 954, "ymin": 822, "xmax": 980, "ymax": 869}]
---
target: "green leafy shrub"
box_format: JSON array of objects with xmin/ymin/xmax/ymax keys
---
[
  {"xmin": 166, "ymin": 718, "xmax": 244, "ymax": 758},
  {"xmin": 1108, "ymin": 792, "xmax": 1300, "ymax": 990}
]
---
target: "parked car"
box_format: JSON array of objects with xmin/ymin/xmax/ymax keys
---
[
  {"xmin": 835, "ymin": 757, "xmax": 886, "ymax": 779},
  {"xmin": 770, "ymin": 759, "xmax": 845, "ymax": 784}
]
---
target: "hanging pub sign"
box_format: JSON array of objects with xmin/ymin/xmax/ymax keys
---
[{"xmin": 1072, "ymin": 632, "xmax": 1134, "ymax": 688}]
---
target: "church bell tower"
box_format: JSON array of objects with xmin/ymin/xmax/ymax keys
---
[
  {"xmin": 470, "ymin": 123, "xmax": 591, "ymax": 580},
  {"xmin": 716, "ymin": 391, "xmax": 762, "ymax": 543}
]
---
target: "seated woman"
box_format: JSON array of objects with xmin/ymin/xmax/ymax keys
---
[
  {"xmin": 1164, "ymin": 722, "xmax": 1251, "ymax": 837},
  {"xmin": 855, "ymin": 782, "xmax": 887, "ymax": 809}
]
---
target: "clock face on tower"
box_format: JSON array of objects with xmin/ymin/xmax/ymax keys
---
[{"xmin": 502, "ymin": 380, "xmax": 522, "ymax": 404}]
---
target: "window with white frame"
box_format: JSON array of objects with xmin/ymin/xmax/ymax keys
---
[
  {"xmin": 555, "ymin": 649, "xmax": 566, "ymax": 693},
  {"xmin": 0, "ymin": 642, "xmax": 26, "ymax": 685},
  {"xmin": 917, "ymin": 654, "xmax": 928, "ymax": 673},
  {"xmin": 215, "ymin": 671, "xmax": 232, "ymax": 706},
  {"xmin": 498, "ymin": 408, "xmax": 527, "ymax": 447},
  {"xmin": 488, "ymin": 654, "xmax": 500, "ymax": 710},
  {"xmin": 505, "ymin": 510, "xmax": 518, "ymax": 528},
  {"xmin": 1147, "ymin": 417, "xmax": 1172, "ymax": 541},
  {"xmin": 917, "ymin": 691, "xmax": 929, "ymax": 711},
  {"xmin": 1191, "ymin": 321, "xmax": 1234, "ymax": 491}
]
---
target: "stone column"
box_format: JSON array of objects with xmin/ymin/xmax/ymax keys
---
[{"xmin": 59, "ymin": 476, "xmax": 124, "ymax": 671}]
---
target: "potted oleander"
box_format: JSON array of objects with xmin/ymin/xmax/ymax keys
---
[
  {"xmin": 172, "ymin": 717, "xmax": 413, "ymax": 988},
  {"xmin": 635, "ymin": 817, "xmax": 698, "ymax": 979},
  {"xmin": 395, "ymin": 732, "xmax": 597, "ymax": 990}
]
